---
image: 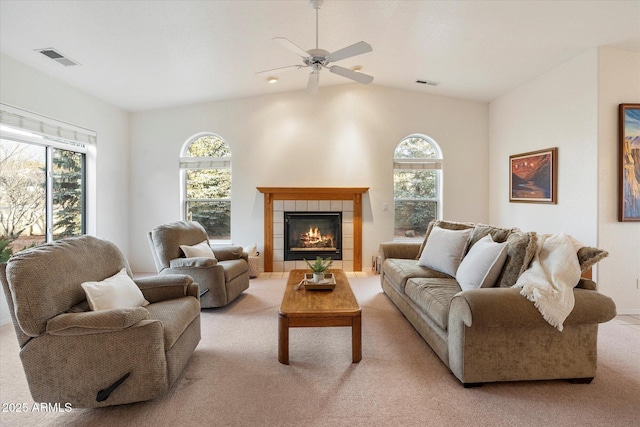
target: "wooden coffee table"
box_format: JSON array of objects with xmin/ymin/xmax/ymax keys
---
[{"xmin": 278, "ymin": 269, "xmax": 362, "ymax": 364}]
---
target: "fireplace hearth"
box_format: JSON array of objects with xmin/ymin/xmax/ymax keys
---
[{"xmin": 284, "ymin": 212, "xmax": 342, "ymax": 261}]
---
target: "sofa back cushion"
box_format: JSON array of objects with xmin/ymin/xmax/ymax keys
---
[
  {"xmin": 467, "ymin": 223, "xmax": 515, "ymax": 250},
  {"xmin": 6, "ymin": 236, "xmax": 131, "ymax": 337}
]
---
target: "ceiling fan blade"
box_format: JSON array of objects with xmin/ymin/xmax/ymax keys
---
[
  {"xmin": 255, "ymin": 64, "xmax": 305, "ymax": 75},
  {"xmin": 326, "ymin": 41, "xmax": 372, "ymax": 63},
  {"xmin": 307, "ymin": 71, "xmax": 319, "ymax": 95},
  {"xmin": 329, "ymin": 65, "xmax": 374, "ymax": 84},
  {"xmin": 273, "ymin": 37, "xmax": 309, "ymax": 58}
]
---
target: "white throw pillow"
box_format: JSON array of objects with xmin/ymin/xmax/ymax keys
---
[
  {"xmin": 180, "ymin": 240, "xmax": 215, "ymax": 259},
  {"xmin": 244, "ymin": 243, "xmax": 258, "ymax": 257},
  {"xmin": 456, "ymin": 235, "xmax": 509, "ymax": 290},
  {"xmin": 81, "ymin": 268, "xmax": 149, "ymax": 311},
  {"xmin": 417, "ymin": 226, "xmax": 473, "ymax": 277}
]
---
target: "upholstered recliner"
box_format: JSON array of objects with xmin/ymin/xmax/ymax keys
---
[
  {"xmin": 148, "ymin": 221, "xmax": 250, "ymax": 308},
  {"xmin": 0, "ymin": 235, "xmax": 201, "ymax": 408}
]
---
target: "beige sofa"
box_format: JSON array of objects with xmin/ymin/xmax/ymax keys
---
[
  {"xmin": 1, "ymin": 235, "xmax": 201, "ymax": 407},
  {"xmin": 379, "ymin": 220, "xmax": 617, "ymax": 387}
]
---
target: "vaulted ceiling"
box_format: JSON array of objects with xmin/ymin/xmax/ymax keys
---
[{"xmin": 1, "ymin": 0, "xmax": 638, "ymax": 112}]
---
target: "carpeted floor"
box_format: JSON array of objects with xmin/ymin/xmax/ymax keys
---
[{"xmin": 0, "ymin": 275, "xmax": 639, "ymax": 426}]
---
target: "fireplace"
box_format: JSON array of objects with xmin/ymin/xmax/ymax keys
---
[{"xmin": 284, "ymin": 212, "xmax": 342, "ymax": 261}]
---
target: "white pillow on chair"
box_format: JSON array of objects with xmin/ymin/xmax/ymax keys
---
[
  {"xmin": 82, "ymin": 268, "xmax": 149, "ymax": 311},
  {"xmin": 180, "ymin": 240, "xmax": 215, "ymax": 259}
]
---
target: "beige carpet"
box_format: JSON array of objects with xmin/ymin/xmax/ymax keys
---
[{"xmin": 1, "ymin": 275, "xmax": 639, "ymax": 427}]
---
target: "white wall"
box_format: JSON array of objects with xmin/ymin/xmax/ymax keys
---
[
  {"xmin": 597, "ymin": 47, "xmax": 640, "ymax": 314},
  {"xmin": 129, "ymin": 84, "xmax": 489, "ymax": 272},
  {"xmin": 489, "ymin": 49, "xmax": 599, "ymax": 244},
  {"xmin": 0, "ymin": 53, "xmax": 131, "ymax": 324},
  {"xmin": 489, "ymin": 48, "xmax": 640, "ymax": 314}
]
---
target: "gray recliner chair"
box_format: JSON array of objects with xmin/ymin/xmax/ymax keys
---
[
  {"xmin": 147, "ymin": 220, "xmax": 250, "ymax": 308},
  {"xmin": 0, "ymin": 235, "xmax": 201, "ymax": 408}
]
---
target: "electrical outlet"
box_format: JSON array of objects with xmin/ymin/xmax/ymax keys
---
[
  {"xmin": 383, "ymin": 203, "xmax": 388, "ymax": 211},
  {"xmin": 637, "ymin": 278, "xmax": 640, "ymax": 289}
]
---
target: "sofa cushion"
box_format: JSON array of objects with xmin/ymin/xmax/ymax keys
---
[
  {"xmin": 405, "ymin": 278, "xmax": 461, "ymax": 331},
  {"xmin": 497, "ymin": 231, "xmax": 537, "ymax": 288},
  {"xmin": 417, "ymin": 220, "xmax": 475, "ymax": 260},
  {"xmin": 145, "ymin": 296, "xmax": 200, "ymax": 349},
  {"xmin": 382, "ymin": 258, "xmax": 452, "ymax": 293},
  {"xmin": 456, "ymin": 235, "xmax": 508, "ymax": 290},
  {"xmin": 418, "ymin": 226, "xmax": 473, "ymax": 277}
]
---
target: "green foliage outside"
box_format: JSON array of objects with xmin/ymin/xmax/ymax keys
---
[
  {"xmin": 393, "ymin": 137, "xmax": 440, "ymax": 238},
  {"xmin": 185, "ymin": 136, "xmax": 232, "ymax": 240},
  {"xmin": 0, "ymin": 139, "xmax": 84, "ymax": 256},
  {"xmin": 52, "ymin": 149, "xmax": 84, "ymax": 239},
  {"xmin": 0, "ymin": 239, "xmax": 12, "ymax": 263}
]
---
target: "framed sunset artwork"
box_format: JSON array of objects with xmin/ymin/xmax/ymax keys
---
[
  {"xmin": 619, "ymin": 104, "xmax": 640, "ymax": 221},
  {"xmin": 509, "ymin": 148, "xmax": 558, "ymax": 204}
]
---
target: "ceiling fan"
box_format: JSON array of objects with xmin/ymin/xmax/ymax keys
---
[{"xmin": 256, "ymin": 0, "xmax": 374, "ymax": 94}]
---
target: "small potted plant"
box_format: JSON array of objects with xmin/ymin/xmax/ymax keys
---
[{"xmin": 304, "ymin": 256, "xmax": 333, "ymax": 283}]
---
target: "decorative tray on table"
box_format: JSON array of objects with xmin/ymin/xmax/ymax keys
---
[{"xmin": 302, "ymin": 273, "xmax": 336, "ymax": 290}]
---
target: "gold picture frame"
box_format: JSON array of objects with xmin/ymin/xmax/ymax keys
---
[
  {"xmin": 619, "ymin": 103, "xmax": 640, "ymax": 221},
  {"xmin": 509, "ymin": 148, "xmax": 558, "ymax": 204}
]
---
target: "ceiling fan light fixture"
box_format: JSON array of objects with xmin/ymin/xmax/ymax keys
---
[{"xmin": 267, "ymin": 76, "xmax": 279, "ymax": 84}]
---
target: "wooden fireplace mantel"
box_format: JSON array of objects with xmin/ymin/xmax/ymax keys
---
[{"xmin": 257, "ymin": 187, "xmax": 369, "ymax": 272}]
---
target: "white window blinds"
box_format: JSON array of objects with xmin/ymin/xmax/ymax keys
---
[{"xmin": 0, "ymin": 103, "xmax": 96, "ymax": 147}]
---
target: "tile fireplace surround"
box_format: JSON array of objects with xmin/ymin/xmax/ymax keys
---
[{"xmin": 257, "ymin": 187, "xmax": 368, "ymax": 272}]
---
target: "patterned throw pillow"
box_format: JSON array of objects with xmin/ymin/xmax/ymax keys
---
[
  {"xmin": 577, "ymin": 246, "xmax": 609, "ymax": 273},
  {"xmin": 496, "ymin": 231, "xmax": 537, "ymax": 288}
]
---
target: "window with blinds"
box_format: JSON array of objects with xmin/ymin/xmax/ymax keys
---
[
  {"xmin": 180, "ymin": 133, "xmax": 232, "ymax": 242},
  {"xmin": 0, "ymin": 104, "xmax": 94, "ymax": 259}
]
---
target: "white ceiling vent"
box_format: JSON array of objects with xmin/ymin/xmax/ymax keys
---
[{"xmin": 36, "ymin": 48, "xmax": 81, "ymax": 67}]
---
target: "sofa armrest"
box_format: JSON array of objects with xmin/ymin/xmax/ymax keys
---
[
  {"xmin": 135, "ymin": 274, "xmax": 194, "ymax": 303},
  {"xmin": 212, "ymin": 245, "xmax": 247, "ymax": 262},
  {"xmin": 576, "ymin": 278, "xmax": 597, "ymax": 290},
  {"xmin": 378, "ymin": 242, "xmax": 421, "ymax": 264},
  {"xmin": 46, "ymin": 307, "xmax": 149, "ymax": 335},
  {"xmin": 450, "ymin": 287, "xmax": 617, "ymax": 328},
  {"xmin": 169, "ymin": 257, "xmax": 217, "ymax": 268}
]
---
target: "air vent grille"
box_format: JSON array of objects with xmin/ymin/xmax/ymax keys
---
[
  {"xmin": 416, "ymin": 79, "xmax": 439, "ymax": 86},
  {"xmin": 36, "ymin": 48, "xmax": 81, "ymax": 67}
]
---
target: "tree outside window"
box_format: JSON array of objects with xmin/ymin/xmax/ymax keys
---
[
  {"xmin": 182, "ymin": 134, "xmax": 231, "ymax": 241},
  {"xmin": 393, "ymin": 135, "xmax": 442, "ymax": 240},
  {"xmin": 0, "ymin": 139, "xmax": 85, "ymax": 261}
]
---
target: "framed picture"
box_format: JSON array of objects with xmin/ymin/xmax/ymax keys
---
[
  {"xmin": 509, "ymin": 148, "xmax": 558, "ymax": 204},
  {"xmin": 619, "ymin": 103, "xmax": 640, "ymax": 221}
]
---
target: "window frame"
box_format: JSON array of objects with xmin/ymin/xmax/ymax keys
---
[
  {"xmin": 393, "ymin": 134, "xmax": 443, "ymax": 241},
  {"xmin": 179, "ymin": 132, "xmax": 232, "ymax": 243},
  {"xmin": 0, "ymin": 130, "xmax": 87, "ymax": 243}
]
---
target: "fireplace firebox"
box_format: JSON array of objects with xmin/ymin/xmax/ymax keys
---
[{"xmin": 284, "ymin": 212, "xmax": 342, "ymax": 261}]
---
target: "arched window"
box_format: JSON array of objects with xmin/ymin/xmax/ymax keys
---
[
  {"xmin": 393, "ymin": 134, "xmax": 442, "ymax": 240},
  {"xmin": 180, "ymin": 133, "xmax": 231, "ymax": 242}
]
